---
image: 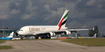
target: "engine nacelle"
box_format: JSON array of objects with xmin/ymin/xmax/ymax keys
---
[
  {"xmin": 49, "ymin": 32, "xmax": 55, "ymax": 37},
  {"xmin": 65, "ymin": 31, "xmax": 71, "ymax": 35}
]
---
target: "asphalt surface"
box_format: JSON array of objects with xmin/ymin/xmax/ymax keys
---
[{"xmin": 0, "ymin": 40, "xmax": 105, "ymax": 52}]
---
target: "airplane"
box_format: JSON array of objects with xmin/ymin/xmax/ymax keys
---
[
  {"xmin": 0, "ymin": 32, "xmax": 14, "ymax": 40},
  {"xmin": 17, "ymin": 10, "xmax": 89, "ymax": 39},
  {"xmin": 92, "ymin": 33, "xmax": 96, "ymax": 38}
]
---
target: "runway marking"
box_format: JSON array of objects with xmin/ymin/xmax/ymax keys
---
[{"xmin": 36, "ymin": 42, "xmax": 51, "ymax": 47}]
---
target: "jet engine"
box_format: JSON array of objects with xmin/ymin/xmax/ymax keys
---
[
  {"xmin": 49, "ymin": 32, "xmax": 55, "ymax": 37},
  {"xmin": 64, "ymin": 30, "xmax": 71, "ymax": 35},
  {"xmin": 15, "ymin": 32, "xmax": 20, "ymax": 37}
]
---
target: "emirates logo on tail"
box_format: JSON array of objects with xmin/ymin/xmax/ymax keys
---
[{"xmin": 58, "ymin": 10, "xmax": 69, "ymax": 30}]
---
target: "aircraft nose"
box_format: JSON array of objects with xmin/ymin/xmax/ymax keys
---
[
  {"xmin": 17, "ymin": 30, "xmax": 26, "ymax": 35},
  {"xmin": 17, "ymin": 30, "xmax": 23, "ymax": 34},
  {"xmin": 17, "ymin": 31, "xmax": 21, "ymax": 35}
]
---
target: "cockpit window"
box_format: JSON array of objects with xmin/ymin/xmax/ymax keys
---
[{"xmin": 20, "ymin": 30, "xmax": 23, "ymax": 31}]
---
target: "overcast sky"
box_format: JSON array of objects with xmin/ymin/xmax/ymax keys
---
[{"xmin": 0, "ymin": 0, "xmax": 105, "ymax": 35}]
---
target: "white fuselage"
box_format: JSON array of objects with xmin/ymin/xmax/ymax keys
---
[{"xmin": 17, "ymin": 25, "xmax": 67, "ymax": 36}]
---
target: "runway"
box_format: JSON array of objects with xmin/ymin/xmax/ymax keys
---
[{"xmin": 0, "ymin": 40, "xmax": 105, "ymax": 52}]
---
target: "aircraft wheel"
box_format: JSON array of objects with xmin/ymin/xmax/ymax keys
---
[{"xmin": 20, "ymin": 36, "xmax": 24, "ymax": 39}]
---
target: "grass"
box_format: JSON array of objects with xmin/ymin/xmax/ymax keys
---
[
  {"xmin": 0, "ymin": 46, "xmax": 12, "ymax": 49},
  {"xmin": 0, "ymin": 40, "xmax": 12, "ymax": 49},
  {"xmin": 0, "ymin": 40, "xmax": 6, "ymax": 44},
  {"xmin": 62, "ymin": 38, "xmax": 105, "ymax": 46}
]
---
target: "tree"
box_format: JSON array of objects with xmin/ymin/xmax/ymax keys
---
[
  {"xmin": 88, "ymin": 29, "xmax": 95, "ymax": 37},
  {"xmin": 88, "ymin": 26, "xmax": 100, "ymax": 37},
  {"xmin": 94, "ymin": 26, "xmax": 100, "ymax": 37}
]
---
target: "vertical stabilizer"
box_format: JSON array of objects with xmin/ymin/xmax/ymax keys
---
[
  {"xmin": 58, "ymin": 10, "xmax": 69, "ymax": 30},
  {"xmin": 8, "ymin": 31, "xmax": 14, "ymax": 38},
  {"xmin": 93, "ymin": 33, "xmax": 96, "ymax": 38}
]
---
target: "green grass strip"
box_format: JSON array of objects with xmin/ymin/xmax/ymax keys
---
[
  {"xmin": 62, "ymin": 38, "xmax": 105, "ymax": 46},
  {"xmin": 0, "ymin": 46, "xmax": 12, "ymax": 49},
  {"xmin": 0, "ymin": 40, "xmax": 12, "ymax": 49},
  {"xmin": 0, "ymin": 40, "xmax": 6, "ymax": 44}
]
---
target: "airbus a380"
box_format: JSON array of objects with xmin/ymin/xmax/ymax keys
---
[{"xmin": 17, "ymin": 10, "xmax": 88, "ymax": 38}]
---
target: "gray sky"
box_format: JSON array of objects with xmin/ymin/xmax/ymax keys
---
[{"xmin": 0, "ymin": 0, "xmax": 105, "ymax": 35}]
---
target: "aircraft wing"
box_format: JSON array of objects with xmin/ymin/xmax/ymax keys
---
[
  {"xmin": 33, "ymin": 29, "xmax": 89, "ymax": 35},
  {"xmin": 33, "ymin": 30, "xmax": 65, "ymax": 35},
  {"xmin": 67, "ymin": 29, "xmax": 89, "ymax": 31}
]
